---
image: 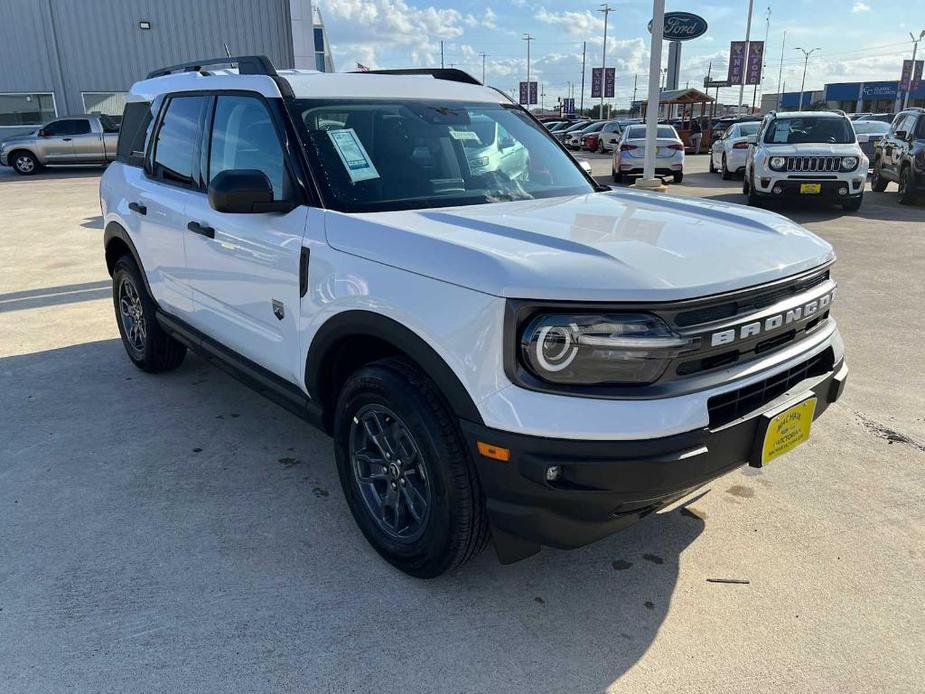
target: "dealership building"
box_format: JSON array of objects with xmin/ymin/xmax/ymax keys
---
[
  {"xmin": 761, "ymin": 79, "xmax": 925, "ymax": 114},
  {"xmin": 0, "ymin": 0, "xmax": 335, "ymax": 137}
]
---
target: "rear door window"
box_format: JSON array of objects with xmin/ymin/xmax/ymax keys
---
[{"xmin": 151, "ymin": 95, "xmax": 208, "ymax": 187}]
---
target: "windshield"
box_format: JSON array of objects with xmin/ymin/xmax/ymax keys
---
[
  {"xmin": 290, "ymin": 99, "xmax": 595, "ymax": 213},
  {"xmin": 852, "ymin": 121, "xmax": 888, "ymax": 135},
  {"xmin": 625, "ymin": 125, "xmax": 677, "ymax": 139},
  {"xmin": 738, "ymin": 122, "xmax": 759, "ymax": 137},
  {"xmin": 763, "ymin": 117, "xmax": 854, "ymax": 144}
]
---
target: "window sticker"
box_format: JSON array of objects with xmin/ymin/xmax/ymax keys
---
[
  {"xmin": 449, "ymin": 128, "xmax": 481, "ymax": 142},
  {"xmin": 327, "ymin": 128, "xmax": 380, "ymax": 183}
]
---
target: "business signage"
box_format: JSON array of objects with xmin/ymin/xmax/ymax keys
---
[
  {"xmin": 861, "ymin": 81, "xmax": 898, "ymax": 100},
  {"xmin": 900, "ymin": 59, "xmax": 914, "ymax": 90},
  {"xmin": 648, "ymin": 12, "xmax": 709, "ymax": 41},
  {"xmin": 604, "ymin": 67, "xmax": 615, "ymax": 97},
  {"xmin": 745, "ymin": 41, "xmax": 764, "ymax": 85},
  {"xmin": 727, "ymin": 41, "xmax": 747, "ymax": 85},
  {"xmin": 912, "ymin": 61, "xmax": 924, "ymax": 91},
  {"xmin": 704, "ymin": 78, "xmax": 729, "ymax": 89},
  {"xmin": 519, "ymin": 81, "xmax": 538, "ymax": 105},
  {"xmin": 591, "ymin": 68, "xmax": 602, "ymax": 98}
]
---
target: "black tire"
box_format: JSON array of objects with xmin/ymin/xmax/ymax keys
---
[
  {"xmin": 721, "ymin": 154, "xmax": 732, "ymax": 180},
  {"xmin": 112, "ymin": 255, "xmax": 187, "ymax": 372},
  {"xmin": 612, "ymin": 168, "xmax": 623, "ymax": 183},
  {"xmin": 11, "ymin": 150, "xmax": 39, "ymax": 176},
  {"xmin": 897, "ymin": 166, "xmax": 919, "ymax": 205},
  {"xmin": 597, "ymin": 139, "xmax": 604, "ymax": 154},
  {"xmin": 708, "ymin": 154, "xmax": 716, "ymax": 173},
  {"xmin": 841, "ymin": 194, "xmax": 863, "ymax": 212},
  {"xmin": 869, "ymin": 161, "xmax": 888, "ymax": 192},
  {"xmin": 673, "ymin": 172, "xmax": 683, "ymax": 184},
  {"xmin": 745, "ymin": 172, "xmax": 762, "ymax": 207},
  {"xmin": 333, "ymin": 357, "xmax": 488, "ymax": 578}
]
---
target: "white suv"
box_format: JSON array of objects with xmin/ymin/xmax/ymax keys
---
[
  {"xmin": 100, "ymin": 56, "xmax": 848, "ymax": 577},
  {"xmin": 744, "ymin": 111, "xmax": 867, "ymax": 211}
]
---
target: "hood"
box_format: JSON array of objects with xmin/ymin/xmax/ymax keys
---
[
  {"xmin": 0, "ymin": 131, "xmax": 38, "ymax": 146},
  {"xmin": 324, "ymin": 190, "xmax": 834, "ymax": 302}
]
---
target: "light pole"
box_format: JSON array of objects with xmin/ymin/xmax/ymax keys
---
[
  {"xmin": 634, "ymin": 0, "xmax": 666, "ymax": 191},
  {"xmin": 599, "ymin": 3, "xmax": 613, "ymax": 119},
  {"xmin": 795, "ymin": 47, "xmax": 819, "ymax": 111},
  {"xmin": 523, "ymin": 34, "xmax": 534, "ymax": 106},
  {"xmin": 903, "ymin": 30, "xmax": 925, "ymax": 109},
  {"xmin": 776, "ymin": 30, "xmax": 786, "ymax": 110},
  {"xmin": 738, "ymin": 0, "xmax": 755, "ymax": 116},
  {"xmin": 479, "ymin": 52, "xmax": 487, "ymax": 84}
]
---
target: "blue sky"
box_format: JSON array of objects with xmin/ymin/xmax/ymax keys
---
[{"xmin": 318, "ymin": 0, "xmax": 921, "ymax": 107}]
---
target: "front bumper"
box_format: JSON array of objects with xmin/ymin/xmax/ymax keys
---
[
  {"xmin": 462, "ymin": 359, "xmax": 847, "ymax": 563},
  {"xmin": 753, "ymin": 173, "xmax": 865, "ymax": 198}
]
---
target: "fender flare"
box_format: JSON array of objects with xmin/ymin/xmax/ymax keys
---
[
  {"xmin": 306, "ymin": 310, "xmax": 484, "ymax": 425},
  {"xmin": 103, "ymin": 221, "xmax": 155, "ymax": 297}
]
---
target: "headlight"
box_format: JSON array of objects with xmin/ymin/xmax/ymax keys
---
[
  {"xmin": 840, "ymin": 156, "xmax": 859, "ymax": 171},
  {"xmin": 769, "ymin": 156, "xmax": 787, "ymax": 171},
  {"xmin": 520, "ymin": 313, "xmax": 695, "ymax": 385},
  {"xmin": 469, "ymin": 156, "xmax": 489, "ymax": 167}
]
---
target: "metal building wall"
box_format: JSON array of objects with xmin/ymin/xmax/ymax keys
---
[{"xmin": 0, "ymin": 0, "xmax": 295, "ymax": 118}]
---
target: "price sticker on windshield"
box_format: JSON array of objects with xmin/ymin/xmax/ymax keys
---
[{"xmin": 328, "ymin": 128, "xmax": 380, "ymax": 183}]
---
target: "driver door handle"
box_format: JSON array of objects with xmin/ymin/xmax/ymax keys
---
[
  {"xmin": 128, "ymin": 202, "xmax": 146, "ymax": 215},
  {"xmin": 62, "ymin": 138, "xmax": 72, "ymax": 142},
  {"xmin": 187, "ymin": 221, "xmax": 215, "ymax": 239}
]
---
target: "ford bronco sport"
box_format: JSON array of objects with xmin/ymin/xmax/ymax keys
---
[{"xmin": 100, "ymin": 57, "xmax": 848, "ymax": 577}]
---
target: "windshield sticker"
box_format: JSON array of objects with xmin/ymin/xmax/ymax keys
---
[
  {"xmin": 449, "ymin": 128, "xmax": 481, "ymax": 142},
  {"xmin": 327, "ymin": 128, "xmax": 380, "ymax": 183}
]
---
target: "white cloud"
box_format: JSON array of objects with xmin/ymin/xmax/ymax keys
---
[
  {"xmin": 851, "ymin": 2, "xmax": 870, "ymax": 12},
  {"xmin": 536, "ymin": 9, "xmax": 604, "ymax": 35}
]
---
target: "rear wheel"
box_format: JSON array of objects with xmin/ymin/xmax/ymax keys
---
[
  {"xmin": 897, "ymin": 166, "xmax": 919, "ymax": 205},
  {"xmin": 333, "ymin": 357, "xmax": 488, "ymax": 578},
  {"xmin": 11, "ymin": 151, "xmax": 39, "ymax": 175},
  {"xmin": 112, "ymin": 256, "xmax": 186, "ymax": 372},
  {"xmin": 708, "ymin": 154, "xmax": 716, "ymax": 173},
  {"xmin": 869, "ymin": 161, "xmax": 888, "ymax": 192},
  {"xmin": 721, "ymin": 154, "xmax": 732, "ymax": 180},
  {"xmin": 673, "ymin": 172, "xmax": 683, "ymax": 184}
]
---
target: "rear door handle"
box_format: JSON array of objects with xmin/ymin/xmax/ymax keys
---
[
  {"xmin": 62, "ymin": 137, "xmax": 72, "ymax": 142},
  {"xmin": 187, "ymin": 221, "xmax": 215, "ymax": 239},
  {"xmin": 128, "ymin": 202, "xmax": 147, "ymax": 215}
]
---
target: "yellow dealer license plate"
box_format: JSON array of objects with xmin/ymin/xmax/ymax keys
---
[
  {"xmin": 800, "ymin": 183, "xmax": 822, "ymax": 194},
  {"xmin": 755, "ymin": 397, "xmax": 817, "ymax": 467}
]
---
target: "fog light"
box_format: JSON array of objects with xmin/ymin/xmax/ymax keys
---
[
  {"xmin": 760, "ymin": 178, "xmax": 771, "ymax": 187},
  {"xmin": 838, "ymin": 186, "xmax": 848, "ymax": 196},
  {"xmin": 772, "ymin": 185, "xmax": 783, "ymax": 194},
  {"xmin": 545, "ymin": 465, "xmax": 562, "ymax": 482}
]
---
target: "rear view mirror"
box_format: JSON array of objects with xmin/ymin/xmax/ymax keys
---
[{"xmin": 208, "ymin": 169, "xmax": 295, "ymax": 214}]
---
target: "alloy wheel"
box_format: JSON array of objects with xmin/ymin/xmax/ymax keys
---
[
  {"xmin": 15, "ymin": 155, "xmax": 34, "ymax": 174},
  {"xmin": 349, "ymin": 404, "xmax": 432, "ymax": 542},
  {"xmin": 118, "ymin": 278, "xmax": 146, "ymax": 353}
]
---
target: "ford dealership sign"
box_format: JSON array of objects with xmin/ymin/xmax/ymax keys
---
[{"xmin": 648, "ymin": 12, "xmax": 709, "ymax": 41}]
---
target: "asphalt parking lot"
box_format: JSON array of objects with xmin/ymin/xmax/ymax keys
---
[{"xmin": 1, "ymin": 157, "xmax": 923, "ymax": 693}]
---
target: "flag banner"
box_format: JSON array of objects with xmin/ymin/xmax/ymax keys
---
[
  {"xmin": 912, "ymin": 60, "xmax": 924, "ymax": 91},
  {"xmin": 727, "ymin": 41, "xmax": 747, "ymax": 85},
  {"xmin": 604, "ymin": 68, "xmax": 616, "ymax": 98},
  {"xmin": 591, "ymin": 67, "xmax": 603, "ymax": 98},
  {"xmin": 900, "ymin": 59, "xmax": 914, "ymax": 90},
  {"xmin": 562, "ymin": 97, "xmax": 575, "ymax": 114},
  {"xmin": 529, "ymin": 81, "xmax": 538, "ymax": 105},
  {"xmin": 519, "ymin": 81, "xmax": 528, "ymax": 104},
  {"xmin": 745, "ymin": 41, "xmax": 764, "ymax": 85}
]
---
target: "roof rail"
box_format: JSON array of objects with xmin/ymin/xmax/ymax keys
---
[
  {"xmin": 146, "ymin": 55, "xmax": 278, "ymax": 80},
  {"xmin": 353, "ymin": 68, "xmax": 482, "ymax": 86}
]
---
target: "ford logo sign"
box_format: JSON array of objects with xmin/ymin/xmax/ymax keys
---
[{"xmin": 647, "ymin": 12, "xmax": 709, "ymax": 41}]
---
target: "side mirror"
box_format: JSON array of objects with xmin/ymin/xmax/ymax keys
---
[
  {"xmin": 745, "ymin": 135, "xmax": 757, "ymax": 145},
  {"xmin": 895, "ymin": 130, "xmax": 908, "ymax": 141},
  {"xmin": 37, "ymin": 128, "xmax": 48, "ymax": 137},
  {"xmin": 208, "ymin": 169, "xmax": 295, "ymax": 214}
]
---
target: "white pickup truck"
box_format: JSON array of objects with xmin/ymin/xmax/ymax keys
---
[{"xmin": 0, "ymin": 114, "xmax": 120, "ymax": 175}]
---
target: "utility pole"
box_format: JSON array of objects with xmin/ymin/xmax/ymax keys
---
[
  {"xmin": 776, "ymin": 30, "xmax": 786, "ymax": 110},
  {"xmin": 440, "ymin": 40, "xmax": 444, "ymax": 68},
  {"xmin": 632, "ymin": 73, "xmax": 638, "ymax": 105},
  {"xmin": 903, "ymin": 30, "xmax": 925, "ymax": 109},
  {"xmin": 599, "ymin": 3, "xmax": 613, "ymax": 119},
  {"xmin": 580, "ymin": 41, "xmax": 586, "ymax": 114},
  {"xmin": 540, "ymin": 84, "xmax": 546, "ymax": 110},
  {"xmin": 795, "ymin": 47, "xmax": 819, "ymax": 111},
  {"xmin": 754, "ymin": 5, "xmax": 770, "ymax": 111},
  {"xmin": 479, "ymin": 52, "xmax": 487, "ymax": 84},
  {"xmin": 523, "ymin": 34, "xmax": 534, "ymax": 105},
  {"xmin": 738, "ymin": 0, "xmax": 755, "ymax": 116}
]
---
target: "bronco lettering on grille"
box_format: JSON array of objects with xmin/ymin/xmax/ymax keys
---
[{"xmin": 710, "ymin": 291, "xmax": 833, "ymax": 348}]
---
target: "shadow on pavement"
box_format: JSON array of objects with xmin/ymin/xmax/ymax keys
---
[
  {"xmin": 0, "ymin": 280, "xmax": 111, "ymax": 313},
  {"xmin": 0, "ymin": 166, "xmax": 105, "ymax": 182},
  {"xmin": 0, "ymin": 338, "xmax": 706, "ymax": 692}
]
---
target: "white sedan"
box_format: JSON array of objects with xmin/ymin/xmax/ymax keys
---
[
  {"xmin": 611, "ymin": 124, "xmax": 685, "ymax": 183},
  {"xmin": 710, "ymin": 121, "xmax": 760, "ymax": 180}
]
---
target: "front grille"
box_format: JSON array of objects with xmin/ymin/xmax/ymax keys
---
[
  {"xmin": 785, "ymin": 156, "xmax": 841, "ymax": 172},
  {"xmin": 707, "ymin": 348, "xmax": 834, "ymax": 428}
]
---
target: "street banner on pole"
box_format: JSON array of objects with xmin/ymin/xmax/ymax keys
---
[
  {"xmin": 900, "ymin": 59, "xmax": 914, "ymax": 90},
  {"xmin": 727, "ymin": 41, "xmax": 747, "ymax": 85},
  {"xmin": 604, "ymin": 67, "xmax": 616, "ymax": 97},
  {"xmin": 912, "ymin": 60, "xmax": 924, "ymax": 91},
  {"xmin": 562, "ymin": 97, "xmax": 575, "ymax": 114},
  {"xmin": 519, "ymin": 82, "xmax": 528, "ymax": 104},
  {"xmin": 745, "ymin": 41, "xmax": 764, "ymax": 85},
  {"xmin": 591, "ymin": 68, "xmax": 603, "ymax": 98},
  {"xmin": 529, "ymin": 81, "xmax": 538, "ymax": 105}
]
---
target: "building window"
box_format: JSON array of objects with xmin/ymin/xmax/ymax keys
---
[
  {"xmin": 82, "ymin": 92, "xmax": 128, "ymax": 117},
  {"xmin": 313, "ymin": 27, "xmax": 324, "ymax": 52},
  {"xmin": 0, "ymin": 93, "xmax": 56, "ymax": 127}
]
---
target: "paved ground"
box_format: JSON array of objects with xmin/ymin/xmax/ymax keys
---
[{"xmin": 0, "ymin": 158, "xmax": 923, "ymax": 693}]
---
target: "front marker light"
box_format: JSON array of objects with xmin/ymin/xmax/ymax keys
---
[
  {"xmin": 769, "ymin": 156, "xmax": 787, "ymax": 171},
  {"xmin": 840, "ymin": 156, "xmax": 859, "ymax": 171},
  {"xmin": 520, "ymin": 314, "xmax": 695, "ymax": 385}
]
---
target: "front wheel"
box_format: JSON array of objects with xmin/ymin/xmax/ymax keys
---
[
  {"xmin": 745, "ymin": 172, "xmax": 762, "ymax": 207},
  {"xmin": 869, "ymin": 162, "xmax": 888, "ymax": 192},
  {"xmin": 112, "ymin": 256, "xmax": 187, "ymax": 372},
  {"xmin": 897, "ymin": 166, "xmax": 919, "ymax": 205},
  {"xmin": 333, "ymin": 357, "xmax": 488, "ymax": 578},
  {"xmin": 673, "ymin": 172, "xmax": 683, "ymax": 184},
  {"xmin": 11, "ymin": 151, "xmax": 39, "ymax": 175},
  {"xmin": 721, "ymin": 154, "xmax": 732, "ymax": 180},
  {"xmin": 841, "ymin": 194, "xmax": 863, "ymax": 212}
]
